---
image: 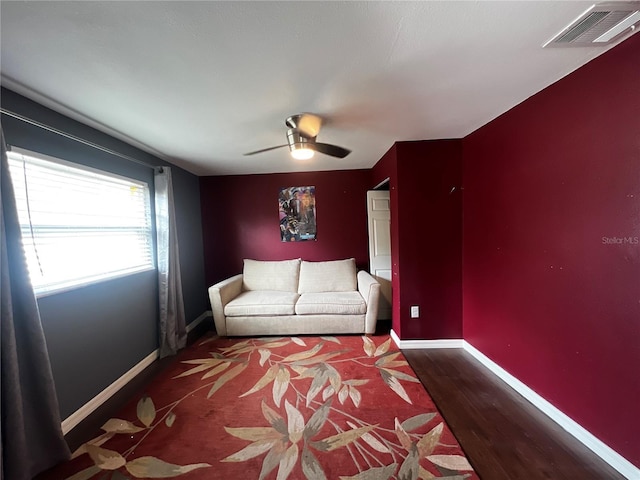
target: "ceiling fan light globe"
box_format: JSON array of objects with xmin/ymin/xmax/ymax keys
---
[{"xmin": 291, "ymin": 147, "xmax": 314, "ymax": 160}]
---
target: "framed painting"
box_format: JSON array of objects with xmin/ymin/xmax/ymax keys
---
[{"xmin": 278, "ymin": 186, "xmax": 316, "ymax": 242}]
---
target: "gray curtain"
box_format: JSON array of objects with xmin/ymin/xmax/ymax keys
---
[
  {"xmin": 1, "ymin": 130, "xmax": 70, "ymax": 478},
  {"xmin": 154, "ymin": 166, "xmax": 187, "ymax": 358}
]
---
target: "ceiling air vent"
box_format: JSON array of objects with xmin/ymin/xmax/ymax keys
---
[{"xmin": 544, "ymin": 2, "xmax": 640, "ymax": 47}]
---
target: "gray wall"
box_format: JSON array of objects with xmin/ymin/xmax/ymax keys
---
[{"xmin": 1, "ymin": 88, "xmax": 207, "ymax": 419}]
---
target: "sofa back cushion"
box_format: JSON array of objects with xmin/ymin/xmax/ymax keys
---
[
  {"xmin": 243, "ymin": 258, "xmax": 301, "ymax": 292},
  {"xmin": 298, "ymin": 258, "xmax": 357, "ymax": 294}
]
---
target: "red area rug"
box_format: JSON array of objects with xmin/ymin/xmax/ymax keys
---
[{"xmin": 45, "ymin": 334, "xmax": 478, "ymax": 480}]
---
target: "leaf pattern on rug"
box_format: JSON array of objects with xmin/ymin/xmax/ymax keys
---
[
  {"xmin": 224, "ymin": 398, "xmax": 378, "ymax": 479},
  {"xmin": 64, "ymin": 387, "xmax": 214, "ymax": 478},
  {"xmin": 54, "ymin": 335, "xmax": 476, "ymax": 480},
  {"xmin": 214, "ymin": 336, "xmax": 474, "ymax": 480}
]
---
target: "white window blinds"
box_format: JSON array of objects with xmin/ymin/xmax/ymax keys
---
[{"xmin": 7, "ymin": 147, "xmax": 154, "ymax": 295}]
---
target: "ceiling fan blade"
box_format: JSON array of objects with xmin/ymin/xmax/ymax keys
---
[
  {"xmin": 297, "ymin": 113, "xmax": 322, "ymax": 138},
  {"xmin": 313, "ymin": 143, "xmax": 351, "ymax": 158},
  {"xmin": 243, "ymin": 145, "xmax": 288, "ymax": 156}
]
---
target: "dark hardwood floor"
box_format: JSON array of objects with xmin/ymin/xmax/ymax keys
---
[
  {"xmin": 62, "ymin": 323, "xmax": 627, "ymax": 479},
  {"xmin": 403, "ymin": 348, "xmax": 627, "ymax": 480}
]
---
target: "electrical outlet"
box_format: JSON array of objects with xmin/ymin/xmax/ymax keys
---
[{"xmin": 410, "ymin": 305, "xmax": 419, "ymax": 318}]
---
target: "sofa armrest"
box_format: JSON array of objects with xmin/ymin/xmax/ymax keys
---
[
  {"xmin": 208, "ymin": 274, "xmax": 243, "ymax": 336},
  {"xmin": 357, "ymin": 270, "xmax": 381, "ymax": 334}
]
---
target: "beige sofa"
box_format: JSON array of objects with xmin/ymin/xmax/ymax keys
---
[{"xmin": 208, "ymin": 258, "xmax": 381, "ymax": 336}]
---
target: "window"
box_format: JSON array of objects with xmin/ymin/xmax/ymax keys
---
[{"xmin": 7, "ymin": 147, "xmax": 154, "ymax": 296}]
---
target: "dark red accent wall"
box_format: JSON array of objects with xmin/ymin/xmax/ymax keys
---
[
  {"xmin": 372, "ymin": 140, "xmax": 463, "ymax": 340},
  {"xmin": 200, "ymin": 170, "xmax": 372, "ymax": 286},
  {"xmin": 372, "ymin": 145, "xmax": 402, "ymax": 335},
  {"xmin": 463, "ymin": 33, "xmax": 640, "ymax": 467},
  {"xmin": 397, "ymin": 141, "xmax": 463, "ymax": 340}
]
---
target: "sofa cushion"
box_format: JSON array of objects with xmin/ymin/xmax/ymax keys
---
[
  {"xmin": 243, "ymin": 258, "xmax": 301, "ymax": 292},
  {"xmin": 225, "ymin": 291, "xmax": 299, "ymax": 316},
  {"xmin": 295, "ymin": 292, "xmax": 366, "ymax": 315},
  {"xmin": 298, "ymin": 258, "xmax": 357, "ymax": 294}
]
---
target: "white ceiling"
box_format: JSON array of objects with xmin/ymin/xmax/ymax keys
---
[{"xmin": 0, "ymin": 1, "xmax": 634, "ymax": 176}]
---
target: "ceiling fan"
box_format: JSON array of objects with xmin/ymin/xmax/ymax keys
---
[{"xmin": 244, "ymin": 113, "xmax": 351, "ymax": 160}]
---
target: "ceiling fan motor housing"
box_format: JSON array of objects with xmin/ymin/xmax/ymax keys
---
[{"xmin": 287, "ymin": 128, "xmax": 316, "ymax": 154}]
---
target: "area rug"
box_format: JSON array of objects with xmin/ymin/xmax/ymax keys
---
[{"xmin": 44, "ymin": 334, "xmax": 479, "ymax": 480}]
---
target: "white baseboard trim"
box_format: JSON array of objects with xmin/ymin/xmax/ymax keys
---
[
  {"xmin": 390, "ymin": 329, "xmax": 464, "ymax": 349},
  {"xmin": 463, "ymin": 341, "xmax": 639, "ymax": 480},
  {"xmin": 61, "ymin": 310, "xmax": 212, "ymax": 435},
  {"xmin": 186, "ymin": 310, "xmax": 212, "ymax": 333},
  {"xmin": 61, "ymin": 348, "xmax": 159, "ymax": 434}
]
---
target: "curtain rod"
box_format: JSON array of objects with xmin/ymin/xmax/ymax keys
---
[{"xmin": 0, "ymin": 107, "xmax": 157, "ymax": 170}]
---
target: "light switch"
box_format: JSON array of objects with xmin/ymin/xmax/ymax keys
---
[{"xmin": 410, "ymin": 305, "xmax": 419, "ymax": 318}]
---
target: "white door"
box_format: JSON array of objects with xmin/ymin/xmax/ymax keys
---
[{"xmin": 367, "ymin": 190, "xmax": 392, "ymax": 320}]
